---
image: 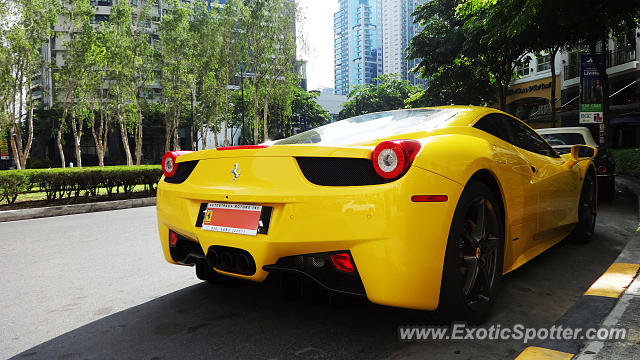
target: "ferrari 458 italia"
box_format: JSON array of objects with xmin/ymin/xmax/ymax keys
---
[{"xmin": 156, "ymin": 106, "xmax": 597, "ymax": 323}]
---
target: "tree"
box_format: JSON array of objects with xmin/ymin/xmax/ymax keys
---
[
  {"xmin": 245, "ymin": 0, "xmax": 298, "ymax": 144},
  {"xmin": 1, "ymin": 0, "xmax": 58, "ymax": 169},
  {"xmin": 217, "ymin": 0, "xmax": 247, "ymax": 146},
  {"xmin": 55, "ymin": 0, "xmax": 95, "ymax": 167},
  {"xmin": 338, "ymin": 74, "xmax": 420, "ymax": 120},
  {"xmin": 408, "ymin": 0, "xmax": 528, "ymax": 110},
  {"xmin": 131, "ymin": 1, "xmax": 155, "ymax": 165},
  {"xmin": 189, "ymin": 1, "xmax": 221, "ymax": 149},
  {"xmin": 102, "ymin": 1, "xmax": 138, "ymax": 166},
  {"xmin": 159, "ymin": 0, "xmax": 193, "ymax": 152},
  {"xmin": 567, "ymin": 1, "xmax": 640, "ymax": 144},
  {"xmin": 407, "ymin": 0, "xmax": 493, "ymax": 107},
  {"xmin": 288, "ymin": 87, "xmax": 331, "ymax": 135}
]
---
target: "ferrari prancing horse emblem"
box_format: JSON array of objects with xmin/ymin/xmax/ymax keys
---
[{"xmin": 231, "ymin": 163, "xmax": 241, "ymax": 182}]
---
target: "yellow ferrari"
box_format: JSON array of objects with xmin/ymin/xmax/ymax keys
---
[{"xmin": 156, "ymin": 106, "xmax": 597, "ymax": 323}]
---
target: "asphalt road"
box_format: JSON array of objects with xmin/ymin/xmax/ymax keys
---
[{"xmin": 1, "ymin": 184, "xmax": 637, "ymax": 360}]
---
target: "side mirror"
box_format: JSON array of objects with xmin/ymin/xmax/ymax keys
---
[{"xmin": 567, "ymin": 145, "xmax": 598, "ymax": 168}]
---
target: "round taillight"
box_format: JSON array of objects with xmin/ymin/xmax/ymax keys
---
[
  {"xmin": 598, "ymin": 166, "xmax": 606, "ymax": 174},
  {"xmin": 162, "ymin": 152, "xmax": 177, "ymax": 177},
  {"xmin": 161, "ymin": 151, "xmax": 193, "ymax": 178},
  {"xmin": 372, "ymin": 140, "xmax": 421, "ymax": 179}
]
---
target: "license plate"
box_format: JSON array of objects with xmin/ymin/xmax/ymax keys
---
[{"xmin": 201, "ymin": 203, "xmax": 262, "ymax": 236}]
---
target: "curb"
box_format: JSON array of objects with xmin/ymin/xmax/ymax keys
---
[
  {"xmin": 0, "ymin": 197, "xmax": 156, "ymax": 223},
  {"xmin": 515, "ymin": 176, "xmax": 640, "ymax": 360}
]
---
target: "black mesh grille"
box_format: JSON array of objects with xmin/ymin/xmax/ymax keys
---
[
  {"xmin": 164, "ymin": 160, "xmax": 199, "ymax": 184},
  {"xmin": 296, "ymin": 157, "xmax": 392, "ymax": 186}
]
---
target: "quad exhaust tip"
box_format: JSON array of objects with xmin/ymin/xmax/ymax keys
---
[{"xmin": 206, "ymin": 246, "xmax": 256, "ymax": 276}]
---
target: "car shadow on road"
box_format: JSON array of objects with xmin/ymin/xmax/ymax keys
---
[{"xmin": 12, "ymin": 279, "xmax": 424, "ymax": 360}]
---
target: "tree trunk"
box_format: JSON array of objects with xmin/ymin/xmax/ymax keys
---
[
  {"xmin": 224, "ymin": 71, "xmax": 230, "ymax": 146},
  {"xmin": 9, "ymin": 125, "xmax": 21, "ymax": 170},
  {"xmin": 92, "ymin": 97, "xmax": 108, "ymax": 168},
  {"xmin": 549, "ymin": 48, "xmax": 558, "ymax": 127},
  {"xmin": 21, "ymin": 86, "xmax": 35, "ymax": 168},
  {"xmin": 134, "ymin": 94, "xmax": 144, "ymax": 165},
  {"xmin": 173, "ymin": 105, "xmax": 181, "ymax": 151},
  {"xmin": 117, "ymin": 103, "xmax": 134, "ymax": 166},
  {"xmin": 253, "ymin": 85, "xmax": 260, "ymax": 144},
  {"xmin": 57, "ymin": 106, "xmax": 68, "ymax": 168},
  {"xmin": 263, "ymin": 95, "xmax": 270, "ymax": 142},
  {"xmin": 164, "ymin": 113, "xmax": 172, "ymax": 153},
  {"xmin": 70, "ymin": 112, "xmax": 82, "ymax": 167}
]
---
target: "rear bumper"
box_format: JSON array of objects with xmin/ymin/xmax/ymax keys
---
[{"xmin": 156, "ymin": 164, "xmax": 463, "ymax": 310}]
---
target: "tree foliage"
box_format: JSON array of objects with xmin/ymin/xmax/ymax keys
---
[
  {"xmin": 339, "ymin": 74, "xmax": 420, "ymax": 120},
  {"xmin": 0, "ymin": 0, "xmax": 59, "ymax": 169}
]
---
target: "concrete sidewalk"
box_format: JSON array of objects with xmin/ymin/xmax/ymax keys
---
[{"xmin": 574, "ymin": 177, "xmax": 640, "ymax": 359}]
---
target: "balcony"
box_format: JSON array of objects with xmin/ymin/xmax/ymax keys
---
[
  {"xmin": 564, "ymin": 49, "xmax": 637, "ymax": 81},
  {"xmin": 608, "ymin": 48, "xmax": 637, "ymax": 67}
]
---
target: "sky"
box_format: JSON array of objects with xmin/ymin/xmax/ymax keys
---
[{"xmin": 297, "ymin": 0, "xmax": 340, "ymax": 91}]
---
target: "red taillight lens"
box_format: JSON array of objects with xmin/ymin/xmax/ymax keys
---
[
  {"xmin": 372, "ymin": 140, "xmax": 421, "ymax": 179},
  {"xmin": 598, "ymin": 166, "xmax": 606, "ymax": 174},
  {"xmin": 161, "ymin": 151, "xmax": 192, "ymax": 178},
  {"xmin": 169, "ymin": 231, "xmax": 178, "ymax": 247},
  {"xmin": 216, "ymin": 145, "xmax": 270, "ymax": 151},
  {"xmin": 329, "ymin": 252, "xmax": 355, "ymax": 273}
]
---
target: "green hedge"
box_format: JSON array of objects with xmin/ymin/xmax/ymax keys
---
[
  {"xmin": 610, "ymin": 148, "xmax": 640, "ymax": 177},
  {"xmin": 0, "ymin": 166, "xmax": 162, "ymax": 204}
]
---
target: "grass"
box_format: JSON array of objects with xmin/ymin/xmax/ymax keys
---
[{"xmin": 610, "ymin": 148, "xmax": 640, "ymax": 177}]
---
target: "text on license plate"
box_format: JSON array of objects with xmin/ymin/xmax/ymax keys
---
[{"xmin": 202, "ymin": 203, "xmax": 262, "ymax": 236}]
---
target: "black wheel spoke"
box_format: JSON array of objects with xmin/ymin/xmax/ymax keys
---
[
  {"xmin": 462, "ymin": 256, "xmax": 479, "ymax": 296},
  {"xmin": 482, "ymin": 236, "xmax": 499, "ymax": 254},
  {"xmin": 479, "ymin": 260, "xmax": 492, "ymax": 290},
  {"xmin": 472, "ymin": 199, "xmax": 487, "ymax": 241},
  {"xmin": 461, "ymin": 230, "xmax": 480, "ymax": 249}
]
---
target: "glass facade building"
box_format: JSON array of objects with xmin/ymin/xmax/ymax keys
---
[
  {"xmin": 334, "ymin": 0, "xmax": 383, "ymax": 96},
  {"xmin": 381, "ymin": 0, "xmax": 428, "ymax": 87}
]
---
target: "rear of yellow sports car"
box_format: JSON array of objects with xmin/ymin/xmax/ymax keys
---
[{"xmin": 156, "ymin": 144, "xmax": 464, "ymax": 310}]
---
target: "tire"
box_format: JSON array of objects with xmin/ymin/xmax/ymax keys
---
[
  {"xmin": 196, "ymin": 262, "xmax": 221, "ymax": 283},
  {"xmin": 597, "ymin": 176, "xmax": 615, "ymax": 202},
  {"xmin": 435, "ymin": 181, "xmax": 505, "ymax": 324},
  {"xmin": 569, "ymin": 172, "xmax": 597, "ymax": 243}
]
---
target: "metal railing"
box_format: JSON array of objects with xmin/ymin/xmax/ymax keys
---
[
  {"xmin": 608, "ymin": 49, "xmax": 637, "ymax": 68},
  {"xmin": 563, "ymin": 49, "xmax": 637, "ymax": 80}
]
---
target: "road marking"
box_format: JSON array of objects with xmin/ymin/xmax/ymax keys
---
[
  {"xmin": 515, "ymin": 346, "xmax": 573, "ymax": 360},
  {"xmin": 584, "ymin": 263, "xmax": 640, "ymax": 298}
]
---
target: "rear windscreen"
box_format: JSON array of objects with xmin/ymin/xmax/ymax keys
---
[{"xmin": 274, "ymin": 109, "xmax": 457, "ymax": 146}]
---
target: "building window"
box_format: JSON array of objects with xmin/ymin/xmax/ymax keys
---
[
  {"xmin": 537, "ymin": 55, "xmax": 551, "ymax": 72},
  {"xmin": 516, "ymin": 62, "xmax": 530, "ymax": 77}
]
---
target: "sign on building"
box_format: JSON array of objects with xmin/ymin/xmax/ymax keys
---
[
  {"xmin": 0, "ymin": 137, "xmax": 9, "ymax": 160},
  {"xmin": 579, "ymin": 54, "xmax": 605, "ymax": 124}
]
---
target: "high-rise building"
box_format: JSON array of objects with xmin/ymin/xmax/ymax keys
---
[
  {"xmin": 333, "ymin": 0, "xmax": 383, "ymax": 96},
  {"xmin": 381, "ymin": 0, "xmax": 427, "ymax": 86}
]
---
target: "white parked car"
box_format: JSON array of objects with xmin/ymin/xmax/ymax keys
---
[{"xmin": 537, "ymin": 127, "xmax": 616, "ymax": 200}]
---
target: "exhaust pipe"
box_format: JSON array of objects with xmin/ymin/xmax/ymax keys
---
[
  {"xmin": 220, "ymin": 252, "xmax": 234, "ymax": 269},
  {"xmin": 236, "ymin": 254, "xmax": 251, "ymax": 274},
  {"xmin": 206, "ymin": 248, "xmax": 219, "ymax": 268}
]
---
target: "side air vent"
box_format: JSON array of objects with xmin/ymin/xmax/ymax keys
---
[
  {"xmin": 164, "ymin": 160, "xmax": 199, "ymax": 184},
  {"xmin": 296, "ymin": 157, "xmax": 393, "ymax": 186}
]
